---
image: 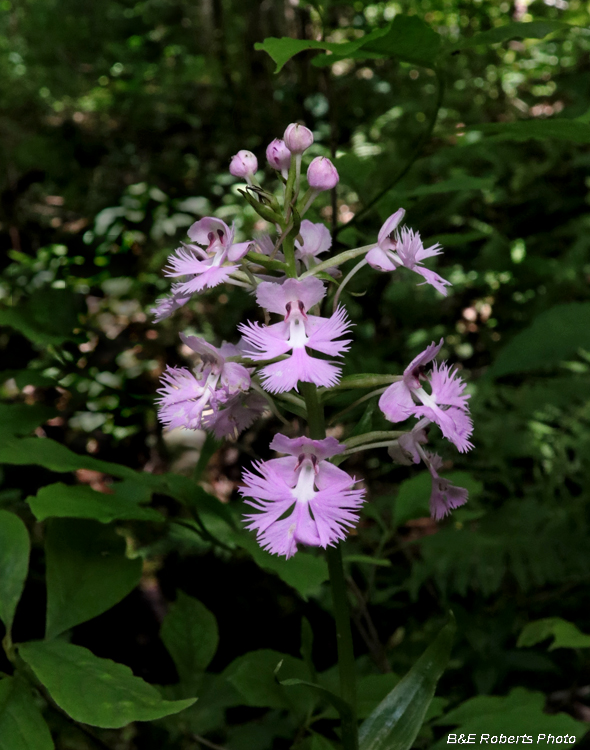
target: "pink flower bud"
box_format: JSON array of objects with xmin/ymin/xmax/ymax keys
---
[
  {"xmin": 229, "ymin": 150, "xmax": 258, "ymax": 178},
  {"xmin": 307, "ymin": 157, "xmax": 339, "ymax": 191},
  {"xmin": 283, "ymin": 123, "xmax": 314, "ymax": 154},
  {"xmin": 266, "ymin": 138, "xmax": 291, "ymax": 171}
]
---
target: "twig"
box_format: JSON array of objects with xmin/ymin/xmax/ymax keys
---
[{"xmin": 193, "ymin": 734, "xmax": 230, "ymax": 750}]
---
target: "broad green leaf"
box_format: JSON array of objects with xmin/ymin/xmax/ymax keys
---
[
  {"xmin": 18, "ymin": 640, "xmax": 196, "ymax": 728},
  {"xmin": 433, "ymin": 688, "xmax": 587, "ymax": 747},
  {"xmin": 0, "ymin": 676, "xmax": 54, "ymax": 750},
  {"xmin": 310, "ymin": 734, "xmax": 337, "ymax": 750},
  {"xmin": 254, "ymin": 26, "xmax": 390, "ymax": 73},
  {"xmin": 45, "ymin": 519, "xmax": 142, "ymax": 639},
  {"xmin": 322, "ymin": 673, "xmax": 401, "ymax": 720},
  {"xmin": 359, "ymin": 617, "xmax": 455, "ymax": 750},
  {"xmin": 467, "ymin": 119, "xmax": 590, "ymax": 145},
  {"xmin": 27, "ymin": 481, "xmax": 163, "ymax": 523},
  {"xmin": 0, "ymin": 404, "xmax": 55, "ymax": 440},
  {"xmin": 223, "ymin": 649, "xmax": 313, "ymax": 714},
  {"xmin": 161, "ymin": 592, "xmax": 219, "ymax": 685},
  {"xmin": 0, "ymin": 288, "xmax": 81, "ymax": 346},
  {"xmin": 517, "ymin": 618, "xmax": 590, "ymax": 651},
  {"xmin": 488, "ymin": 302, "xmax": 590, "ymax": 377},
  {"xmin": 0, "ymin": 511, "xmax": 30, "ymax": 631},
  {"xmin": 447, "ymin": 20, "xmax": 570, "ymax": 52},
  {"xmin": 235, "ymin": 532, "xmax": 328, "ymax": 600},
  {"xmin": 361, "ymin": 14, "xmax": 442, "ymax": 66}
]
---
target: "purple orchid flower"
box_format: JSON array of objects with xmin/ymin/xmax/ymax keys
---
[
  {"xmin": 427, "ymin": 452, "xmax": 469, "ymax": 520},
  {"xmin": 156, "ymin": 334, "xmax": 251, "ymax": 432},
  {"xmin": 366, "ymin": 209, "xmax": 451, "ymax": 296},
  {"xmin": 295, "ymin": 220, "xmax": 332, "ymax": 271},
  {"xmin": 379, "ymin": 340, "xmax": 473, "ymax": 452},
  {"xmin": 239, "ymin": 277, "xmax": 352, "ymax": 393},
  {"xmin": 164, "ymin": 217, "xmax": 251, "ymax": 296},
  {"xmin": 240, "ymin": 434, "xmax": 365, "ymax": 558}
]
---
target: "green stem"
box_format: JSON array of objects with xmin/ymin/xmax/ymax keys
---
[
  {"xmin": 300, "ymin": 382, "xmax": 358, "ymax": 750},
  {"xmin": 326, "ymin": 545, "xmax": 358, "ymax": 750}
]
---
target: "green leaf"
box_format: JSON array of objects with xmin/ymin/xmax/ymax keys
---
[
  {"xmin": 400, "ymin": 175, "xmax": 494, "ymax": 198},
  {"xmin": 0, "ymin": 511, "xmax": 30, "ymax": 631},
  {"xmin": 517, "ymin": 618, "xmax": 590, "ymax": 651},
  {"xmin": 0, "ymin": 288, "xmax": 81, "ymax": 346},
  {"xmin": 234, "ymin": 532, "xmax": 328, "ymax": 600},
  {"xmin": 45, "ymin": 519, "xmax": 142, "ymax": 639},
  {"xmin": 488, "ymin": 302, "xmax": 590, "ymax": 377},
  {"xmin": 27, "ymin": 481, "xmax": 163, "ymax": 523},
  {"xmin": 161, "ymin": 592, "xmax": 219, "ymax": 685},
  {"xmin": 0, "ymin": 370, "xmax": 56, "ymax": 389},
  {"xmin": 447, "ymin": 20, "xmax": 571, "ymax": 52},
  {"xmin": 466, "ymin": 119, "xmax": 590, "ymax": 145},
  {"xmin": 433, "ymin": 687, "xmax": 587, "ymax": 747},
  {"xmin": 223, "ymin": 649, "xmax": 313, "ymax": 714},
  {"xmin": 0, "ymin": 676, "xmax": 54, "ymax": 750},
  {"xmin": 359, "ymin": 617, "xmax": 455, "ymax": 750},
  {"xmin": 280, "ymin": 677, "xmax": 352, "ymax": 718},
  {"xmin": 18, "ymin": 640, "xmax": 196, "ymax": 728},
  {"xmin": 254, "ymin": 26, "xmax": 390, "ymax": 73},
  {"xmin": 310, "ymin": 735, "xmax": 337, "ymax": 750},
  {"xmin": 0, "ymin": 404, "xmax": 56, "ymax": 440},
  {"xmin": 344, "ymin": 555, "xmax": 391, "ymax": 568},
  {"xmin": 361, "ymin": 15, "xmax": 442, "ymax": 66}
]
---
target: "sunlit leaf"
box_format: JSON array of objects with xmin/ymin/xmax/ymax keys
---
[
  {"xmin": 447, "ymin": 20, "xmax": 571, "ymax": 52},
  {"xmin": 517, "ymin": 618, "xmax": 590, "ymax": 651}
]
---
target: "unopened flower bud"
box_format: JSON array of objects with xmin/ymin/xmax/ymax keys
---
[
  {"xmin": 283, "ymin": 123, "xmax": 314, "ymax": 154},
  {"xmin": 229, "ymin": 150, "xmax": 258, "ymax": 179},
  {"xmin": 307, "ymin": 157, "xmax": 339, "ymax": 191},
  {"xmin": 266, "ymin": 138, "xmax": 291, "ymax": 171}
]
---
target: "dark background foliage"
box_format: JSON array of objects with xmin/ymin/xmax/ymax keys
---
[{"xmin": 1, "ymin": 0, "xmax": 590, "ymax": 748}]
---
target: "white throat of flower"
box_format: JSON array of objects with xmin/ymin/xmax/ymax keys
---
[
  {"xmin": 285, "ymin": 300, "xmax": 310, "ymax": 350},
  {"xmin": 207, "ymin": 230, "xmax": 229, "ymax": 267},
  {"xmin": 292, "ymin": 454, "xmax": 318, "ymax": 504}
]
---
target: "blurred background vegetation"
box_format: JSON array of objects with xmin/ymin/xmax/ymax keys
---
[{"xmin": 1, "ymin": 0, "xmax": 590, "ymax": 748}]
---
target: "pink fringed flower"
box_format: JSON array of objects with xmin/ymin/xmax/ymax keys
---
[
  {"xmin": 379, "ymin": 340, "xmax": 473, "ymax": 452},
  {"xmin": 203, "ymin": 391, "xmax": 267, "ymax": 440},
  {"xmin": 151, "ymin": 289, "xmax": 192, "ymax": 323},
  {"xmin": 239, "ymin": 277, "xmax": 352, "ymax": 393},
  {"xmin": 240, "ymin": 434, "xmax": 365, "ymax": 558},
  {"xmin": 164, "ymin": 217, "xmax": 252, "ymax": 296},
  {"xmin": 366, "ymin": 209, "xmax": 451, "ymax": 296},
  {"xmin": 156, "ymin": 334, "xmax": 251, "ymax": 432},
  {"xmin": 427, "ymin": 452, "xmax": 468, "ymax": 520},
  {"xmin": 295, "ymin": 220, "xmax": 332, "ymax": 271}
]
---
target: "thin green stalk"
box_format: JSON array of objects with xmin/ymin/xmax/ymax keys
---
[{"xmin": 300, "ymin": 382, "xmax": 358, "ymax": 750}]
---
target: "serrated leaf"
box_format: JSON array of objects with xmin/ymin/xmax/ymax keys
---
[
  {"xmin": 489, "ymin": 302, "xmax": 590, "ymax": 377},
  {"xmin": 517, "ymin": 618, "xmax": 590, "ymax": 651},
  {"xmin": 447, "ymin": 20, "xmax": 571, "ymax": 52},
  {"xmin": 433, "ymin": 687, "xmax": 587, "ymax": 748},
  {"xmin": 0, "ymin": 676, "xmax": 54, "ymax": 750},
  {"xmin": 234, "ymin": 532, "xmax": 328, "ymax": 600},
  {"xmin": 161, "ymin": 592, "xmax": 219, "ymax": 685},
  {"xmin": 467, "ymin": 119, "xmax": 590, "ymax": 145},
  {"xmin": 18, "ymin": 640, "xmax": 196, "ymax": 728},
  {"xmin": 0, "ymin": 511, "xmax": 30, "ymax": 631},
  {"xmin": 45, "ymin": 519, "xmax": 142, "ymax": 639},
  {"xmin": 359, "ymin": 618, "xmax": 455, "ymax": 750},
  {"xmin": 27, "ymin": 481, "xmax": 163, "ymax": 523}
]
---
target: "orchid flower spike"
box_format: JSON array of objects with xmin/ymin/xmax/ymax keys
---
[
  {"xmin": 239, "ymin": 277, "xmax": 352, "ymax": 393},
  {"xmin": 366, "ymin": 209, "xmax": 451, "ymax": 296},
  {"xmin": 241, "ymin": 434, "xmax": 365, "ymax": 558},
  {"xmin": 379, "ymin": 340, "xmax": 473, "ymax": 452}
]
